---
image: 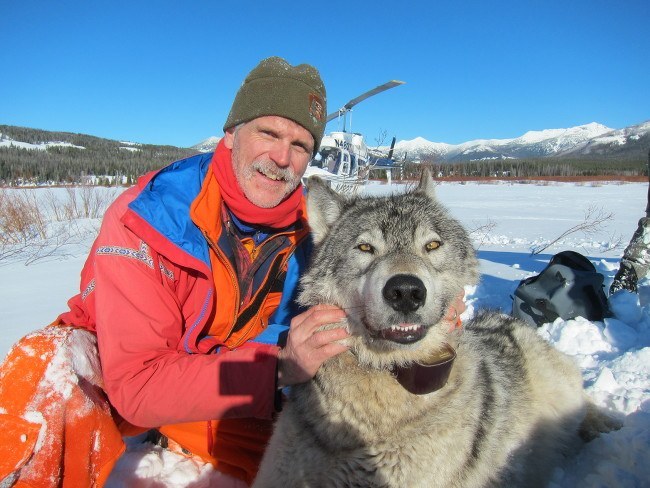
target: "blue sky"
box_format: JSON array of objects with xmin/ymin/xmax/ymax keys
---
[{"xmin": 1, "ymin": 0, "xmax": 648, "ymax": 148}]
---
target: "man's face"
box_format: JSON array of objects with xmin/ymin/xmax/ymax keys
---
[{"xmin": 224, "ymin": 116, "xmax": 315, "ymax": 208}]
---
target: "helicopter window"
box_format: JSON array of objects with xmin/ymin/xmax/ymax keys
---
[
  {"xmin": 327, "ymin": 154, "xmax": 337, "ymax": 173},
  {"xmin": 316, "ymin": 148, "xmax": 341, "ymax": 173},
  {"xmin": 339, "ymin": 154, "xmax": 350, "ymax": 176}
]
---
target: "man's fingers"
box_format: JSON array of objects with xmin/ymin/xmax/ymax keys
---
[
  {"xmin": 305, "ymin": 305, "xmax": 347, "ymax": 324},
  {"xmin": 444, "ymin": 292, "xmax": 467, "ymax": 321},
  {"xmin": 304, "ymin": 332, "xmax": 350, "ymax": 368},
  {"xmin": 291, "ymin": 305, "xmax": 347, "ymax": 334},
  {"xmin": 309, "ymin": 327, "xmax": 350, "ymax": 347},
  {"xmin": 278, "ymin": 304, "xmax": 351, "ymax": 387},
  {"xmin": 317, "ymin": 342, "xmax": 350, "ymax": 359}
]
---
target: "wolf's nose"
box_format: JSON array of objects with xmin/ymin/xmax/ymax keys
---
[{"xmin": 383, "ymin": 274, "xmax": 427, "ymax": 312}]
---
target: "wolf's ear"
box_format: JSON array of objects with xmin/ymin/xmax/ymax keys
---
[
  {"xmin": 416, "ymin": 169, "xmax": 437, "ymax": 200},
  {"xmin": 305, "ymin": 176, "xmax": 344, "ymax": 244}
]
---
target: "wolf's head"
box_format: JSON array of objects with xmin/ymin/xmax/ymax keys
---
[{"xmin": 299, "ymin": 171, "xmax": 479, "ymax": 367}]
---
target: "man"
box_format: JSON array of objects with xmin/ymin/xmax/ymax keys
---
[
  {"xmin": 0, "ymin": 56, "xmax": 348, "ymax": 487},
  {"xmin": 0, "ymin": 56, "xmax": 462, "ymax": 487}
]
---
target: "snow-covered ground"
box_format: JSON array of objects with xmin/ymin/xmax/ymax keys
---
[
  {"xmin": 0, "ymin": 134, "xmax": 85, "ymax": 151},
  {"xmin": 1, "ymin": 180, "xmax": 648, "ymax": 487}
]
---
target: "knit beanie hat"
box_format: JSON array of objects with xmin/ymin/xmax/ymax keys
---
[{"xmin": 223, "ymin": 56, "xmax": 327, "ymax": 152}]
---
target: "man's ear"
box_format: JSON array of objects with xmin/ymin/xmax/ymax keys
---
[
  {"xmin": 306, "ymin": 176, "xmax": 344, "ymax": 244},
  {"xmin": 223, "ymin": 127, "xmax": 235, "ymax": 149},
  {"xmin": 416, "ymin": 168, "xmax": 437, "ymax": 200}
]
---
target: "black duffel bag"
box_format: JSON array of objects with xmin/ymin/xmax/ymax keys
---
[{"xmin": 512, "ymin": 251, "xmax": 611, "ymax": 327}]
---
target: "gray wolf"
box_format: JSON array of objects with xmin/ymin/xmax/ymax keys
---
[{"xmin": 253, "ymin": 171, "xmax": 615, "ymax": 488}]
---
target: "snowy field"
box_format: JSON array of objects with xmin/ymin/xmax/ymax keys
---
[{"xmin": 1, "ymin": 180, "xmax": 649, "ymax": 487}]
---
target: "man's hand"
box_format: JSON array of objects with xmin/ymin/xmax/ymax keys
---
[
  {"xmin": 444, "ymin": 290, "xmax": 467, "ymax": 330},
  {"xmin": 277, "ymin": 304, "xmax": 349, "ymax": 388}
]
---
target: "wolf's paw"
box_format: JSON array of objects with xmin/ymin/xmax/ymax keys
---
[{"xmin": 579, "ymin": 402, "xmax": 623, "ymax": 442}]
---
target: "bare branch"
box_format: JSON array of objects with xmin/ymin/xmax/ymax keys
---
[
  {"xmin": 374, "ymin": 129, "xmax": 388, "ymax": 148},
  {"xmin": 469, "ymin": 219, "xmax": 498, "ymax": 250},
  {"xmin": 530, "ymin": 205, "xmax": 615, "ymax": 255},
  {"xmin": 0, "ymin": 187, "xmax": 113, "ymax": 266}
]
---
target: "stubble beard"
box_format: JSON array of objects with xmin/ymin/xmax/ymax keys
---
[{"xmin": 233, "ymin": 155, "xmax": 302, "ymax": 209}]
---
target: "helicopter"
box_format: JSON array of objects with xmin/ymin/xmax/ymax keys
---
[{"xmin": 303, "ymin": 80, "xmax": 405, "ymax": 192}]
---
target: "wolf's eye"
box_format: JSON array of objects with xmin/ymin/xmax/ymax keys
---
[
  {"xmin": 425, "ymin": 240, "xmax": 441, "ymax": 252},
  {"xmin": 357, "ymin": 243, "xmax": 374, "ymax": 253}
]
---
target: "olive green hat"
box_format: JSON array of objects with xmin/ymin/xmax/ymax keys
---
[{"xmin": 223, "ymin": 56, "xmax": 327, "ymax": 152}]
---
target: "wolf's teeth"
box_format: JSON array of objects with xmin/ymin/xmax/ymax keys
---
[{"xmin": 390, "ymin": 324, "xmax": 421, "ymax": 332}]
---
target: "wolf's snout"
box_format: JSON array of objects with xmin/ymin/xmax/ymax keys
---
[{"xmin": 383, "ymin": 274, "xmax": 427, "ymax": 312}]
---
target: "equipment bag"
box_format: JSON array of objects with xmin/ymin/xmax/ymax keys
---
[{"xmin": 512, "ymin": 250, "xmax": 611, "ymax": 327}]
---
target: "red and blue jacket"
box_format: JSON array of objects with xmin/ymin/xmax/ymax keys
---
[{"xmin": 58, "ymin": 151, "xmax": 311, "ymax": 483}]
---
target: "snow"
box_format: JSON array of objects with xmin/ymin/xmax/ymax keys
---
[
  {"xmin": 0, "ymin": 135, "xmax": 85, "ymax": 151},
  {"xmin": 107, "ymin": 443, "xmax": 246, "ymax": 487},
  {"xmin": 1, "ymin": 180, "xmax": 649, "ymax": 486},
  {"xmin": 302, "ymin": 165, "xmax": 337, "ymax": 179},
  {"xmin": 592, "ymin": 135, "xmax": 628, "ymax": 146},
  {"xmin": 516, "ymin": 123, "xmax": 611, "ymax": 145}
]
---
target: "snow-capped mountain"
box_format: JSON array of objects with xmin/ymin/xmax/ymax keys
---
[
  {"xmin": 379, "ymin": 121, "xmax": 650, "ymax": 162},
  {"xmin": 191, "ymin": 136, "xmax": 221, "ymax": 153},
  {"xmin": 561, "ymin": 120, "xmax": 650, "ymax": 159},
  {"xmin": 192, "ymin": 120, "xmax": 649, "ymax": 162}
]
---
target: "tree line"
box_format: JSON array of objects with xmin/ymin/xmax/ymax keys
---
[
  {"xmin": 0, "ymin": 125, "xmax": 197, "ymax": 186},
  {"xmin": 398, "ymin": 157, "xmax": 647, "ymax": 180}
]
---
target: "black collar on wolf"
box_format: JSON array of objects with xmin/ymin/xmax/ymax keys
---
[{"xmin": 391, "ymin": 343, "xmax": 456, "ymax": 395}]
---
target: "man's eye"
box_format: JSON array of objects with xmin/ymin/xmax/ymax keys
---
[
  {"xmin": 425, "ymin": 241, "xmax": 441, "ymax": 252},
  {"xmin": 357, "ymin": 243, "xmax": 374, "ymax": 253},
  {"xmin": 260, "ymin": 130, "xmax": 277, "ymax": 139}
]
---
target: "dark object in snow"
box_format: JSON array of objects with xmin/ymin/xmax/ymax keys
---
[
  {"xmin": 610, "ymin": 150, "xmax": 650, "ymax": 295},
  {"xmin": 512, "ymin": 251, "xmax": 611, "ymax": 327},
  {"xmin": 610, "ymin": 217, "xmax": 650, "ymax": 294}
]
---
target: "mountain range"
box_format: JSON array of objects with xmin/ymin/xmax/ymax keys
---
[
  {"xmin": 1, "ymin": 120, "xmax": 647, "ymax": 165},
  {"xmin": 382, "ymin": 121, "xmax": 650, "ymax": 162},
  {"xmin": 192, "ymin": 120, "xmax": 650, "ymax": 163}
]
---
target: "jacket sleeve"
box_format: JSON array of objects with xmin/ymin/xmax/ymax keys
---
[{"xmin": 89, "ymin": 194, "xmax": 279, "ymax": 428}]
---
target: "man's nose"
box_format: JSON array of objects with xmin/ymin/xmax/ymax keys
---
[{"xmin": 268, "ymin": 142, "xmax": 292, "ymax": 167}]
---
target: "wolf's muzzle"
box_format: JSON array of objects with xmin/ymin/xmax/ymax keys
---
[{"xmin": 383, "ymin": 274, "xmax": 427, "ymax": 312}]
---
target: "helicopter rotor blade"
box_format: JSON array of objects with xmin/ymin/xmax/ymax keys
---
[{"xmin": 326, "ymin": 80, "xmax": 405, "ymax": 123}]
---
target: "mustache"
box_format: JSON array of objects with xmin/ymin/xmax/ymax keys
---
[{"xmin": 250, "ymin": 159, "xmax": 301, "ymax": 188}]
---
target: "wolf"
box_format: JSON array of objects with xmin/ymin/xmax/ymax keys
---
[{"xmin": 253, "ymin": 172, "xmax": 614, "ymax": 488}]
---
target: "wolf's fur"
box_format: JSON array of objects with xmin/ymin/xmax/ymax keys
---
[{"xmin": 253, "ymin": 173, "xmax": 605, "ymax": 488}]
